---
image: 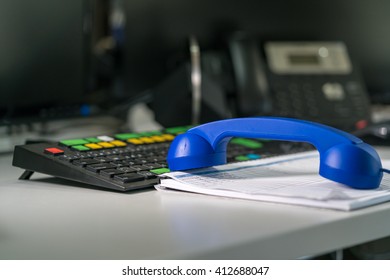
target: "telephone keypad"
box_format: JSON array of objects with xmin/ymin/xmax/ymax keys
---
[{"xmin": 270, "ymin": 76, "xmax": 371, "ymax": 130}]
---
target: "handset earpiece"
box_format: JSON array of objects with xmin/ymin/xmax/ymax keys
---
[{"xmin": 167, "ymin": 117, "xmax": 383, "ymax": 189}]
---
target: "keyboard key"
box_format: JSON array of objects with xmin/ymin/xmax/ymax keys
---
[
  {"xmin": 230, "ymin": 138, "xmax": 263, "ymax": 149},
  {"xmin": 72, "ymin": 158, "xmax": 100, "ymax": 167},
  {"xmin": 165, "ymin": 126, "xmax": 191, "ymax": 134},
  {"xmin": 106, "ymin": 155, "xmax": 126, "ymax": 161},
  {"xmin": 138, "ymin": 130, "xmax": 161, "ymax": 137},
  {"xmin": 58, "ymin": 154, "xmax": 80, "ymax": 162},
  {"xmin": 85, "ymin": 143, "xmax": 103, "ymax": 150},
  {"xmin": 143, "ymin": 163, "xmax": 164, "ymax": 169},
  {"xmin": 72, "ymin": 145, "xmax": 90, "ymax": 151},
  {"xmin": 60, "ymin": 139, "xmax": 89, "ymax": 146},
  {"xmin": 114, "ymin": 173, "xmax": 145, "ymax": 183},
  {"xmin": 139, "ymin": 137, "xmax": 155, "ymax": 144},
  {"xmin": 129, "ymin": 165, "xmax": 151, "ymax": 171},
  {"xmin": 150, "ymin": 168, "xmax": 170, "ymax": 175},
  {"xmin": 137, "ymin": 171, "xmax": 157, "ymax": 179},
  {"xmin": 122, "ymin": 160, "xmax": 137, "ymax": 165},
  {"xmin": 110, "ymin": 140, "xmax": 127, "ymax": 147},
  {"xmin": 86, "ymin": 163, "xmax": 113, "ymax": 173},
  {"xmin": 152, "ymin": 156, "xmax": 166, "ymax": 162},
  {"xmin": 150, "ymin": 135, "xmax": 166, "ymax": 142},
  {"xmin": 97, "ymin": 142, "xmax": 115, "ymax": 148},
  {"xmin": 128, "ymin": 138, "xmax": 143, "ymax": 145},
  {"xmin": 100, "ymin": 169, "xmax": 125, "ymax": 178},
  {"xmin": 114, "ymin": 133, "xmax": 140, "ymax": 140},
  {"xmin": 247, "ymin": 153, "xmax": 261, "ymax": 159},
  {"xmin": 44, "ymin": 147, "xmax": 64, "ymax": 155},
  {"xmin": 235, "ymin": 155, "xmax": 250, "ymax": 161},
  {"xmin": 109, "ymin": 161, "xmax": 129, "ymax": 168},
  {"xmin": 160, "ymin": 134, "xmax": 175, "ymax": 141},
  {"xmin": 94, "ymin": 157, "xmax": 112, "ymax": 163},
  {"xmin": 117, "ymin": 167, "xmax": 136, "ymax": 173},
  {"xmin": 86, "ymin": 151, "xmax": 101, "ymax": 157},
  {"xmin": 84, "ymin": 137, "xmax": 101, "ymax": 143},
  {"xmin": 97, "ymin": 135, "xmax": 114, "ymax": 142}
]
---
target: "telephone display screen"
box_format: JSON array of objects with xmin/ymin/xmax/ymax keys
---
[{"xmin": 288, "ymin": 54, "xmax": 319, "ymax": 65}]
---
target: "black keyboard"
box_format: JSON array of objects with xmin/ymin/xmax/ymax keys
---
[{"xmin": 12, "ymin": 125, "xmax": 313, "ymax": 191}]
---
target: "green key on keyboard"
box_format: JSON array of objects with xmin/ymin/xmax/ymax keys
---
[
  {"xmin": 150, "ymin": 168, "xmax": 170, "ymax": 175},
  {"xmin": 84, "ymin": 137, "xmax": 101, "ymax": 143},
  {"xmin": 230, "ymin": 138, "xmax": 263, "ymax": 149},
  {"xmin": 165, "ymin": 126, "xmax": 192, "ymax": 134},
  {"xmin": 72, "ymin": 145, "xmax": 90, "ymax": 151},
  {"xmin": 60, "ymin": 139, "xmax": 89, "ymax": 146},
  {"xmin": 114, "ymin": 133, "xmax": 141, "ymax": 140},
  {"xmin": 138, "ymin": 130, "xmax": 162, "ymax": 137},
  {"xmin": 235, "ymin": 155, "xmax": 250, "ymax": 161}
]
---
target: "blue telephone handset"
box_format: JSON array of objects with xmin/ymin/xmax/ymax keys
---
[{"xmin": 167, "ymin": 117, "xmax": 384, "ymax": 189}]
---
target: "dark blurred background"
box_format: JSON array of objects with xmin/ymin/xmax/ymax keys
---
[{"xmin": 1, "ymin": 0, "xmax": 390, "ymax": 130}]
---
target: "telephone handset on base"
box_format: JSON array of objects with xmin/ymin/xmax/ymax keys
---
[{"xmin": 167, "ymin": 117, "xmax": 383, "ymax": 189}]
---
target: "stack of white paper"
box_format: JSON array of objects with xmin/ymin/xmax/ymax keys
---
[{"xmin": 156, "ymin": 151, "xmax": 390, "ymax": 211}]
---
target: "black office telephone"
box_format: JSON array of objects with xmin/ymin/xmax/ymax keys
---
[
  {"xmin": 201, "ymin": 36, "xmax": 372, "ymax": 131},
  {"xmin": 151, "ymin": 35, "xmax": 371, "ymax": 132}
]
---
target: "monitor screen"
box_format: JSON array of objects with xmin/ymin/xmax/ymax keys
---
[{"xmin": 0, "ymin": 0, "xmax": 105, "ymax": 125}]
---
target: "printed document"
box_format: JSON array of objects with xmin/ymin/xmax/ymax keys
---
[{"xmin": 156, "ymin": 151, "xmax": 390, "ymax": 211}]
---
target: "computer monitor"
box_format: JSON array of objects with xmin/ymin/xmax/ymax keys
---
[
  {"xmin": 121, "ymin": 0, "xmax": 390, "ymax": 101},
  {"xmin": 0, "ymin": 0, "xmax": 107, "ymax": 125}
]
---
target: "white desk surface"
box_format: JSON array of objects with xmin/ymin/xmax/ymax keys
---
[{"xmin": 1, "ymin": 148, "xmax": 390, "ymax": 260}]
